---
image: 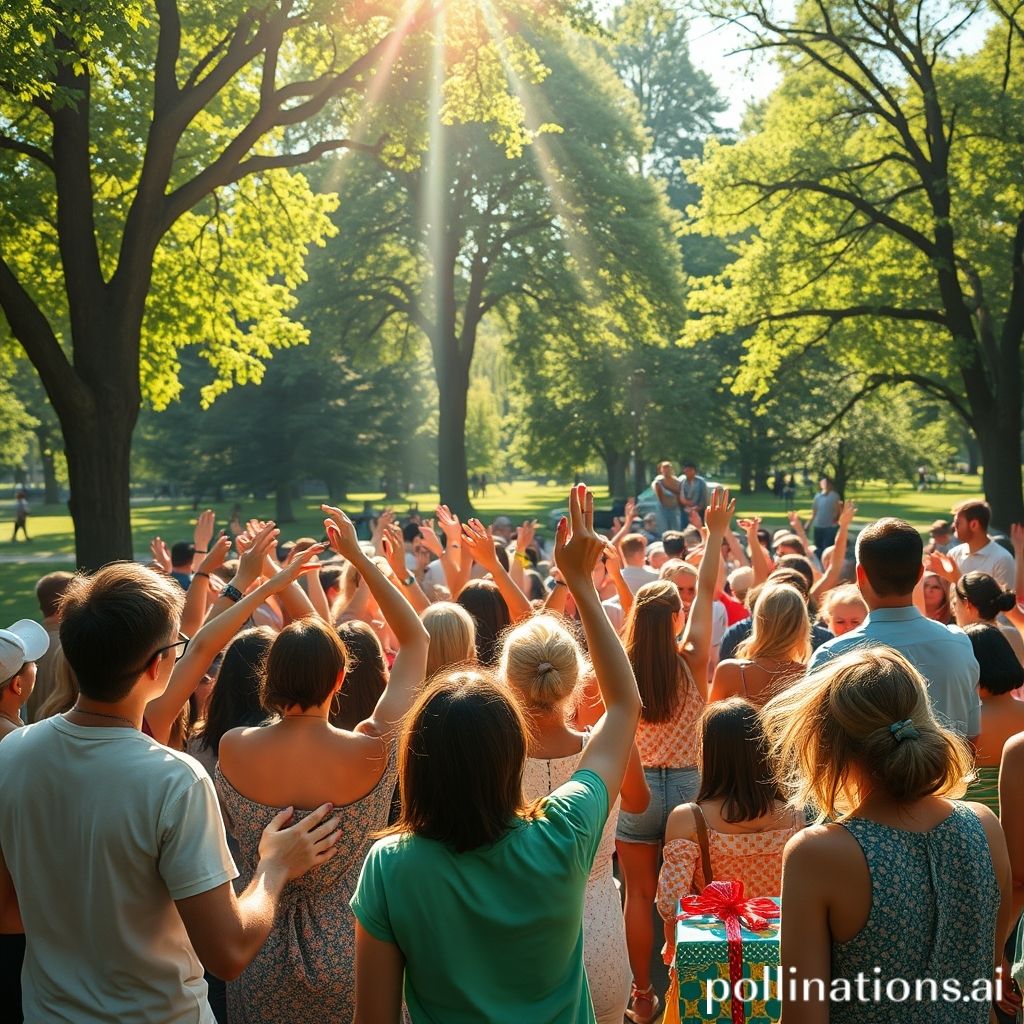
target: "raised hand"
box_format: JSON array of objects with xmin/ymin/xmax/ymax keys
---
[
  {"xmin": 924, "ymin": 550, "xmax": 959, "ymax": 582},
  {"xmin": 462, "ymin": 518, "xmax": 499, "ymax": 571},
  {"xmin": 623, "ymin": 497, "xmax": 637, "ymax": 525},
  {"xmin": 193, "ymin": 508, "xmax": 216, "ymax": 554},
  {"xmin": 321, "ymin": 504, "xmax": 363, "ymax": 561},
  {"xmin": 381, "ymin": 522, "xmax": 408, "ymax": 579},
  {"xmin": 554, "ymin": 484, "xmax": 604, "ymax": 585},
  {"xmin": 270, "ymin": 541, "xmax": 327, "ymax": 590},
  {"xmin": 197, "ymin": 534, "xmax": 232, "ymax": 575},
  {"xmin": 419, "ymin": 519, "xmax": 444, "ymax": 557},
  {"xmin": 687, "ymin": 508, "xmax": 703, "ymax": 530},
  {"xmin": 787, "ymin": 510, "xmax": 802, "ymax": 529},
  {"xmin": 516, "ymin": 518, "xmax": 537, "ymax": 554},
  {"xmin": 1011, "ymin": 523, "xmax": 1024, "ymax": 554},
  {"xmin": 839, "ymin": 500, "xmax": 858, "ymax": 529},
  {"xmin": 436, "ymin": 504, "xmax": 462, "ymax": 546},
  {"xmin": 150, "ymin": 536, "xmax": 172, "ymax": 574},
  {"xmin": 737, "ymin": 516, "xmax": 761, "ymax": 536},
  {"xmin": 603, "ymin": 543, "xmax": 624, "ymax": 579},
  {"xmin": 703, "ymin": 488, "xmax": 736, "ymax": 536},
  {"xmin": 236, "ymin": 522, "xmax": 280, "ymax": 587}
]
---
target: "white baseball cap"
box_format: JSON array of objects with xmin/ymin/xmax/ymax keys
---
[{"xmin": 0, "ymin": 620, "xmax": 50, "ymax": 684}]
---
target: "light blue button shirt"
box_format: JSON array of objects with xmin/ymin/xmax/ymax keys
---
[{"xmin": 807, "ymin": 605, "xmax": 981, "ymax": 737}]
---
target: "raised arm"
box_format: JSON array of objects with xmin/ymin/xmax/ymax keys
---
[
  {"xmin": 560, "ymin": 485, "xmax": 642, "ymax": 801},
  {"xmin": 461, "ymin": 519, "xmax": 532, "ymax": 623},
  {"xmin": 609, "ymin": 498, "xmax": 637, "ymax": 550},
  {"xmin": 682, "ymin": 489, "xmax": 735, "ymax": 697},
  {"xmin": 1008, "ymin": 525, "xmax": 1024, "ymax": 630},
  {"xmin": 179, "ymin": 535, "xmax": 232, "ymax": 640},
  {"xmin": 811, "ymin": 501, "xmax": 856, "ymax": 601},
  {"xmin": 146, "ymin": 528, "xmax": 324, "ymax": 745},
  {"xmin": 739, "ymin": 516, "xmax": 773, "ymax": 586},
  {"xmin": 509, "ymin": 519, "xmax": 537, "ymax": 594},
  {"xmin": 436, "ymin": 505, "xmax": 471, "ymax": 597},
  {"xmin": 380, "ymin": 522, "xmax": 430, "ymax": 615},
  {"xmin": 603, "ymin": 544, "xmax": 633, "ymax": 623},
  {"xmin": 323, "ymin": 505, "xmax": 428, "ymax": 737},
  {"xmin": 191, "ymin": 509, "xmax": 216, "ymax": 573}
]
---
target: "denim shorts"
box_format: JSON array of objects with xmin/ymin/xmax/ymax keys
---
[{"xmin": 615, "ymin": 765, "xmax": 700, "ymax": 845}]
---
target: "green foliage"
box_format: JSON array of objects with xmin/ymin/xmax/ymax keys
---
[{"xmin": 0, "ymin": 379, "xmax": 37, "ymax": 469}]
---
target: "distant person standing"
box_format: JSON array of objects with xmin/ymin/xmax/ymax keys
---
[
  {"xmin": 809, "ymin": 476, "xmax": 841, "ymax": 552},
  {"xmin": 678, "ymin": 462, "xmax": 708, "ymax": 524},
  {"xmin": 11, "ymin": 491, "xmax": 29, "ymax": 543},
  {"xmin": 783, "ymin": 474, "xmax": 797, "ymax": 511},
  {"xmin": 652, "ymin": 462, "xmax": 681, "ymax": 535}
]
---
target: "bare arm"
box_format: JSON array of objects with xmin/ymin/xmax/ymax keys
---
[
  {"xmin": 681, "ymin": 489, "xmax": 735, "ymax": 698},
  {"xmin": 560, "ymin": 485, "xmax": 642, "ymax": 801},
  {"xmin": 436, "ymin": 505, "xmax": 471, "ymax": 597},
  {"xmin": 380, "ymin": 523, "xmax": 430, "ymax": 615},
  {"xmin": 462, "ymin": 519, "xmax": 532, "ymax": 624},
  {"xmin": 603, "ymin": 544, "xmax": 633, "ymax": 623},
  {"xmin": 323, "ymin": 505, "xmax": 428, "ymax": 736},
  {"xmin": 542, "ymin": 571, "xmax": 570, "ymax": 616},
  {"xmin": 353, "ymin": 922, "xmax": 405, "ymax": 1024},
  {"xmin": 608, "ymin": 498, "xmax": 637, "ymax": 550},
  {"xmin": 1000, "ymin": 734, "xmax": 1024, "ymax": 923},
  {"xmin": 176, "ymin": 804, "xmax": 340, "ymax": 981},
  {"xmin": 739, "ymin": 517, "xmax": 773, "ymax": 586},
  {"xmin": 179, "ymin": 535, "xmax": 232, "ymax": 640},
  {"xmin": 1009, "ymin": 525, "xmax": 1024, "ymax": 629}
]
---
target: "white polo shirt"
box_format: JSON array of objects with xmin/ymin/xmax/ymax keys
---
[{"xmin": 947, "ymin": 540, "xmax": 1016, "ymax": 590}]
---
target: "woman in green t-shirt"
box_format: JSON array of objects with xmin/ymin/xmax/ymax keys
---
[{"xmin": 350, "ymin": 485, "xmax": 679, "ymax": 1023}]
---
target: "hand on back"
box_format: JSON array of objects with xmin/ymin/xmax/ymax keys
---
[{"xmin": 259, "ymin": 803, "xmax": 342, "ymax": 882}]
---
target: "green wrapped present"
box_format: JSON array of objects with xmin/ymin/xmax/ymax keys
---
[{"xmin": 674, "ymin": 881, "xmax": 781, "ymax": 1023}]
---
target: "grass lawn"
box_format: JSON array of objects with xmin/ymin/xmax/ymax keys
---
[{"xmin": 0, "ymin": 472, "xmax": 986, "ymax": 624}]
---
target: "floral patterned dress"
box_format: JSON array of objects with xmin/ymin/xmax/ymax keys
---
[
  {"xmin": 215, "ymin": 742, "xmax": 397, "ymax": 1024},
  {"xmin": 832, "ymin": 804, "xmax": 1000, "ymax": 1022}
]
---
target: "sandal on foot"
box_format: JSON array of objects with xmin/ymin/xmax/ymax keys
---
[{"xmin": 625, "ymin": 983, "xmax": 660, "ymax": 1024}]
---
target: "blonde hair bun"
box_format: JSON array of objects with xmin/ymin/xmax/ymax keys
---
[{"xmin": 499, "ymin": 615, "xmax": 585, "ymax": 710}]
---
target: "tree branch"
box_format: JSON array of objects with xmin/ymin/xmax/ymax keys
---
[{"xmin": 0, "ymin": 133, "xmax": 54, "ymax": 170}]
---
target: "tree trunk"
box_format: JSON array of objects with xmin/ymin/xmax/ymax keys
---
[
  {"xmin": 437, "ymin": 355, "xmax": 473, "ymax": 517},
  {"xmin": 275, "ymin": 478, "xmax": 295, "ymax": 524},
  {"xmin": 64, "ymin": 407, "xmax": 135, "ymax": 569},
  {"xmin": 326, "ymin": 471, "xmax": 348, "ymax": 504},
  {"xmin": 963, "ymin": 431, "xmax": 981, "ymax": 476},
  {"xmin": 36, "ymin": 429, "xmax": 60, "ymax": 505},
  {"xmin": 976, "ymin": 422, "xmax": 1024, "ymax": 530},
  {"xmin": 604, "ymin": 451, "xmax": 628, "ymax": 500}
]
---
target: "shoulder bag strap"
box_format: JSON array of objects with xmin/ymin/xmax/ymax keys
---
[{"xmin": 687, "ymin": 802, "xmax": 714, "ymax": 891}]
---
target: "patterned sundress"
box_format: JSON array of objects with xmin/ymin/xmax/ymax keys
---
[{"xmin": 215, "ymin": 741, "xmax": 397, "ymax": 1024}]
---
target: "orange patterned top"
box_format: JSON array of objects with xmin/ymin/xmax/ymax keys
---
[
  {"xmin": 656, "ymin": 821, "xmax": 801, "ymax": 921},
  {"xmin": 635, "ymin": 658, "xmax": 704, "ymax": 769}
]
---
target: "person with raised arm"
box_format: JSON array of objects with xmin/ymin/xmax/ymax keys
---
[
  {"xmin": 0, "ymin": 561, "xmax": 340, "ymax": 1023},
  {"xmin": 350, "ymin": 484, "xmax": 642, "ymax": 1024},
  {"xmin": 460, "ymin": 517, "xmax": 532, "ymax": 623},
  {"xmin": 616, "ymin": 488, "xmax": 735, "ymax": 1023},
  {"xmin": 215, "ymin": 506, "xmax": 428, "ymax": 1024},
  {"xmin": 145, "ymin": 525, "xmax": 322, "ymax": 746},
  {"xmin": 380, "ymin": 521, "xmax": 431, "ymax": 615}
]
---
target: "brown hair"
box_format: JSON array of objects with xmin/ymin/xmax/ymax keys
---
[
  {"xmin": 456, "ymin": 580, "xmax": 511, "ymax": 667},
  {"xmin": 761, "ymin": 647, "xmax": 972, "ymax": 819},
  {"xmin": 36, "ymin": 571, "xmax": 74, "ymax": 619},
  {"xmin": 60, "ymin": 563, "xmax": 184, "ymax": 702},
  {"xmin": 855, "ymin": 518, "xmax": 923, "ymax": 596},
  {"xmin": 736, "ymin": 583, "xmax": 811, "ymax": 663},
  {"xmin": 623, "ymin": 580, "xmax": 689, "ymax": 724},
  {"xmin": 382, "ymin": 670, "xmax": 542, "ymax": 852},
  {"xmin": 333, "ymin": 621, "xmax": 387, "ymax": 730},
  {"xmin": 696, "ymin": 698, "xmax": 783, "ymax": 822},
  {"xmin": 953, "ymin": 500, "xmax": 991, "ymax": 532},
  {"xmin": 620, "ymin": 533, "xmax": 648, "ymax": 561},
  {"xmin": 261, "ymin": 616, "xmax": 348, "ymax": 713}
]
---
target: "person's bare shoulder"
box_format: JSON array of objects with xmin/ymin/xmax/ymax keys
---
[
  {"xmin": 784, "ymin": 821, "xmax": 861, "ymax": 875},
  {"xmin": 664, "ymin": 803, "xmax": 697, "ymax": 844}
]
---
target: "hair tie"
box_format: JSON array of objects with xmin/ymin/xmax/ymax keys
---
[
  {"xmin": 537, "ymin": 662, "xmax": 553, "ymax": 674},
  {"xmin": 890, "ymin": 719, "xmax": 919, "ymax": 742}
]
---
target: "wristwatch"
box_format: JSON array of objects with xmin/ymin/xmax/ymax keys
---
[
  {"xmin": 402, "ymin": 574, "xmax": 415, "ymax": 587},
  {"xmin": 222, "ymin": 583, "xmax": 243, "ymax": 603}
]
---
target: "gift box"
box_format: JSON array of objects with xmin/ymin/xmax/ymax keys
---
[{"xmin": 674, "ymin": 882, "xmax": 782, "ymax": 1023}]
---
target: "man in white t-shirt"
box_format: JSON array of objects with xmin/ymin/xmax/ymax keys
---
[
  {"xmin": 0, "ymin": 562, "xmax": 340, "ymax": 1023},
  {"xmin": 618, "ymin": 533, "xmax": 659, "ymax": 594},
  {"xmin": 941, "ymin": 499, "xmax": 1015, "ymax": 589}
]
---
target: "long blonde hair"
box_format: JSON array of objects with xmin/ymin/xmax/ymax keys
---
[
  {"xmin": 736, "ymin": 583, "xmax": 811, "ymax": 663},
  {"xmin": 36, "ymin": 648, "xmax": 78, "ymax": 720},
  {"xmin": 761, "ymin": 647, "xmax": 972, "ymax": 820},
  {"xmin": 422, "ymin": 602, "xmax": 477, "ymax": 680},
  {"xmin": 499, "ymin": 614, "xmax": 585, "ymax": 711}
]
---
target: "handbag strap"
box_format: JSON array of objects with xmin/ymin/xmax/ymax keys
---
[{"xmin": 687, "ymin": 802, "xmax": 714, "ymax": 890}]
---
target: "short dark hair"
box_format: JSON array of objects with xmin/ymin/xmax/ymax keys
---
[
  {"xmin": 60, "ymin": 563, "xmax": 184, "ymax": 702},
  {"xmin": 682, "ymin": 461, "xmax": 697, "ymax": 470},
  {"xmin": 332, "ymin": 621, "xmax": 386, "ymax": 730},
  {"xmin": 956, "ymin": 572, "xmax": 1016, "ymax": 621},
  {"xmin": 170, "ymin": 541, "xmax": 194, "ymax": 568},
  {"xmin": 662, "ymin": 531, "xmax": 685, "ymax": 557},
  {"xmin": 964, "ymin": 623, "xmax": 1024, "ymax": 696},
  {"xmin": 773, "ymin": 555, "xmax": 814, "ymax": 592},
  {"xmin": 36, "ymin": 571, "xmax": 74, "ymax": 619},
  {"xmin": 696, "ymin": 697, "xmax": 783, "ymax": 821},
  {"xmin": 402, "ymin": 522, "xmax": 422, "ymax": 544},
  {"xmin": 382, "ymin": 671, "xmax": 541, "ymax": 852},
  {"xmin": 954, "ymin": 500, "xmax": 991, "ymax": 532},
  {"xmin": 856, "ymin": 518, "xmax": 923, "ymax": 596},
  {"xmin": 261, "ymin": 617, "xmax": 348, "ymax": 713}
]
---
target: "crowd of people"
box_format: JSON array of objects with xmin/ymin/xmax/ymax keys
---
[{"xmin": 2, "ymin": 474, "xmax": 1024, "ymax": 1023}]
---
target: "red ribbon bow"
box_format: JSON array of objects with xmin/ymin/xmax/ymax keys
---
[{"xmin": 677, "ymin": 881, "xmax": 780, "ymax": 1024}]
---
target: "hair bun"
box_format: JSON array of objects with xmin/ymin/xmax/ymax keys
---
[
  {"xmin": 536, "ymin": 662, "xmax": 553, "ymax": 674},
  {"xmin": 998, "ymin": 591, "xmax": 1017, "ymax": 613}
]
